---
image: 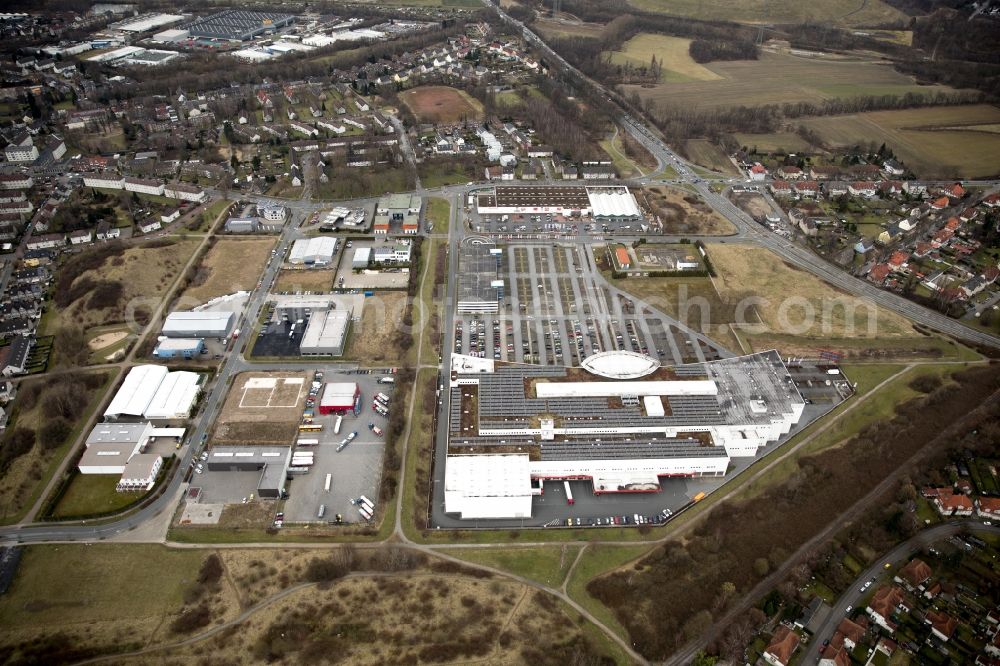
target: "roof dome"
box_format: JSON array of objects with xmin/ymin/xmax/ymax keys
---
[{"xmin": 581, "ymin": 350, "xmax": 660, "ymax": 379}]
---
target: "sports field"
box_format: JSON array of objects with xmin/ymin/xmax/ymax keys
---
[
  {"xmin": 607, "ymin": 34, "xmax": 721, "ymax": 83},
  {"xmin": 800, "ymin": 104, "xmax": 1000, "ymax": 179},
  {"xmin": 626, "ymin": 0, "xmax": 905, "ymax": 26},
  {"xmin": 399, "ymin": 86, "xmax": 484, "ymax": 124},
  {"xmin": 623, "ymin": 51, "xmax": 954, "ymax": 111}
]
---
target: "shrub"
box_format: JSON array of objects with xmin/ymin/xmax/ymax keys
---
[
  {"xmin": 170, "ymin": 603, "xmax": 212, "ymax": 634},
  {"xmin": 38, "ymin": 418, "xmax": 71, "ymax": 451},
  {"xmin": 303, "ymin": 557, "xmax": 347, "ymax": 582}
]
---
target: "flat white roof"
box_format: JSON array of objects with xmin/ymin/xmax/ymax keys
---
[
  {"xmin": 320, "ymin": 382, "xmax": 358, "ymax": 407},
  {"xmin": 587, "ymin": 187, "xmax": 641, "ymax": 218},
  {"xmin": 104, "ymin": 364, "xmax": 168, "ymax": 418},
  {"xmin": 444, "ymin": 454, "xmax": 532, "ymax": 499},
  {"xmin": 581, "ymin": 350, "xmax": 659, "ymax": 379},
  {"xmin": 155, "ymin": 337, "xmax": 203, "ymax": 351},
  {"xmin": 534, "ymin": 380, "xmax": 717, "ymax": 399},
  {"xmin": 301, "ymin": 309, "xmax": 350, "ymax": 351},
  {"xmin": 144, "ymin": 371, "xmax": 200, "ymax": 419},
  {"xmin": 643, "ymin": 395, "xmax": 666, "ymax": 417},
  {"xmin": 163, "ymin": 310, "xmax": 233, "ymax": 335}
]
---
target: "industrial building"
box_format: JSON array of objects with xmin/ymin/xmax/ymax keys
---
[
  {"xmin": 373, "ymin": 193, "xmax": 421, "ymax": 234},
  {"xmin": 288, "ymin": 237, "xmax": 338, "ymax": 265},
  {"xmin": 153, "ymin": 338, "xmax": 204, "ymax": 359},
  {"xmin": 457, "ymin": 241, "xmax": 503, "ymax": 314},
  {"xmin": 162, "ymin": 310, "xmax": 234, "ymax": 339},
  {"xmin": 186, "ymin": 9, "xmax": 295, "ymax": 41},
  {"xmin": 318, "ymin": 382, "xmax": 360, "ymax": 415},
  {"xmin": 103, "ymin": 365, "xmax": 202, "ymax": 421},
  {"xmin": 78, "ymin": 422, "xmax": 183, "ymax": 491},
  {"xmin": 475, "ymin": 185, "xmax": 642, "ymax": 220},
  {"xmin": 351, "ymin": 247, "xmax": 371, "ymax": 269},
  {"xmin": 372, "ymin": 243, "xmax": 412, "ymax": 264},
  {"xmin": 204, "ymin": 446, "xmax": 291, "ymax": 499},
  {"xmin": 443, "ymin": 350, "xmax": 805, "ymax": 519},
  {"xmin": 300, "ymin": 308, "xmax": 351, "ymax": 356}
]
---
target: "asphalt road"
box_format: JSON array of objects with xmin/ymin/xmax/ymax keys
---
[{"xmin": 802, "ymin": 520, "xmax": 1000, "ymax": 665}]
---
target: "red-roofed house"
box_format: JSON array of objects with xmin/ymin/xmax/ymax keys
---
[
  {"xmin": 926, "ymin": 610, "xmax": 958, "ymax": 642},
  {"xmin": 818, "ymin": 642, "xmax": 851, "ymax": 666},
  {"xmin": 868, "ymin": 263, "xmax": 892, "ymax": 284},
  {"xmin": 895, "ymin": 558, "xmax": 932, "ymax": 590},
  {"xmin": 960, "ymin": 206, "xmax": 979, "ymax": 222},
  {"xmin": 770, "ymin": 180, "xmax": 792, "ymax": 197},
  {"xmin": 985, "ymin": 266, "xmax": 1000, "ymax": 285},
  {"xmin": 849, "ymin": 181, "xmax": 877, "ymax": 197},
  {"xmin": 887, "ymin": 251, "xmax": 910, "ymax": 269},
  {"xmin": 977, "ymin": 497, "xmax": 1000, "ymax": 520},
  {"xmin": 945, "ymin": 217, "xmax": 961, "ymax": 231},
  {"xmin": 932, "ymin": 228, "xmax": 955, "ymax": 247},
  {"xmin": 866, "ymin": 585, "xmax": 908, "ymax": 632},
  {"xmin": 935, "ymin": 491, "xmax": 974, "ymax": 516},
  {"xmin": 945, "ymin": 182, "xmax": 966, "ymax": 199},
  {"xmin": 837, "ymin": 617, "xmax": 865, "ymax": 649},
  {"xmin": 914, "ymin": 241, "xmax": 934, "ymax": 258},
  {"xmin": 763, "ymin": 625, "xmax": 800, "ymax": 666},
  {"xmin": 777, "ymin": 165, "xmax": 803, "ymax": 180},
  {"xmin": 795, "ymin": 181, "xmax": 819, "ymax": 197},
  {"xmin": 983, "ymin": 193, "xmax": 1000, "ymax": 208},
  {"xmin": 750, "ymin": 163, "xmax": 767, "ymax": 181},
  {"xmin": 930, "ymin": 196, "xmax": 950, "ymax": 210}
]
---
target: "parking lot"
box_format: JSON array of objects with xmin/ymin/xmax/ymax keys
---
[
  {"xmin": 469, "ymin": 209, "xmax": 650, "ymax": 241},
  {"xmin": 281, "ymin": 370, "xmax": 394, "ymax": 525},
  {"xmin": 335, "ymin": 239, "xmax": 410, "ymax": 290},
  {"xmin": 451, "ymin": 242, "xmax": 729, "ymax": 367}
]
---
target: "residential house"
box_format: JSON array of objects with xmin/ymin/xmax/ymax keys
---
[
  {"xmin": 763, "ymin": 625, "xmax": 799, "ymax": 666},
  {"xmin": 977, "ymin": 497, "xmax": 1000, "ymax": 521},
  {"xmin": 25, "ymin": 233, "xmax": 64, "ymax": 250},
  {"xmin": 68, "ymin": 229, "xmax": 93, "ymax": 245},
  {"xmin": 903, "ymin": 181, "xmax": 927, "ymax": 195},
  {"xmin": 0, "ymin": 336, "xmax": 31, "ymax": 377},
  {"xmin": 794, "ymin": 180, "xmax": 818, "ymax": 197},
  {"xmin": 96, "ymin": 221, "xmax": 120, "ymax": 240},
  {"xmin": 749, "ymin": 163, "xmax": 767, "ymax": 181},
  {"xmin": 887, "ymin": 251, "xmax": 909, "ymax": 270},
  {"xmin": 849, "ymin": 181, "xmax": 877, "ymax": 198},
  {"xmin": 895, "ymin": 559, "xmax": 932, "ymax": 591},
  {"xmin": 868, "ymin": 263, "xmax": 892, "ymax": 284},
  {"xmin": 810, "ymin": 165, "xmax": 840, "ymax": 181},
  {"xmin": 866, "ymin": 585, "xmax": 908, "ymax": 632},
  {"xmin": 926, "ymin": 610, "xmax": 957, "ymax": 642},
  {"xmin": 777, "ymin": 165, "xmax": 803, "ymax": 180},
  {"xmin": 826, "ymin": 181, "xmax": 850, "ymax": 198},
  {"xmin": 930, "ymin": 196, "xmax": 950, "ymax": 210},
  {"xmin": 983, "ymin": 193, "xmax": 1000, "ymax": 208},
  {"xmin": 934, "ymin": 489, "xmax": 974, "ymax": 516},
  {"xmin": 913, "ymin": 241, "xmax": 934, "ymax": 258},
  {"xmin": 770, "ymin": 180, "xmax": 792, "ymax": 197},
  {"xmin": 160, "ymin": 208, "xmax": 180, "ymax": 224},
  {"xmin": 138, "ymin": 219, "xmax": 161, "ymax": 234},
  {"xmin": 944, "ymin": 182, "xmax": 966, "ymax": 199},
  {"xmin": 882, "ymin": 159, "xmax": 905, "ymax": 176}
]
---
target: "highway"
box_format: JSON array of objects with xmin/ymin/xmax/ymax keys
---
[{"xmin": 802, "ymin": 520, "xmax": 1000, "ymax": 665}]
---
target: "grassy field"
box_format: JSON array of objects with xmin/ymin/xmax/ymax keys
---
[
  {"xmin": 273, "ymin": 268, "xmax": 335, "ymax": 292},
  {"xmin": 0, "ymin": 371, "xmax": 115, "ymax": 525},
  {"xmin": 566, "ymin": 545, "xmax": 655, "ymax": 640},
  {"xmin": 191, "ymin": 198, "xmax": 231, "ymax": 233},
  {"xmin": 344, "ymin": 291, "xmax": 408, "ymax": 363},
  {"xmin": 626, "ymin": 0, "xmax": 905, "ymax": 26},
  {"xmin": 709, "ymin": 244, "xmax": 977, "ymax": 359},
  {"xmin": 181, "ymin": 238, "xmax": 274, "ymax": 305},
  {"xmin": 732, "ymin": 132, "xmax": 814, "ymax": 154},
  {"xmin": 59, "ymin": 239, "xmax": 199, "ymax": 331},
  {"xmin": 443, "ymin": 545, "xmax": 580, "ymax": 587},
  {"xmin": 424, "ymin": 197, "xmax": 451, "ymax": 234},
  {"xmin": 623, "ymin": 51, "xmax": 955, "ymax": 112},
  {"xmin": 49, "ymin": 474, "xmax": 140, "ymax": 518},
  {"xmin": 685, "ymin": 138, "xmax": 738, "ymax": 174},
  {"xmin": 607, "ymin": 34, "xmax": 721, "ymax": 83},
  {"xmin": 399, "ymin": 85, "xmax": 484, "ymax": 124},
  {"xmin": 532, "ymin": 16, "xmax": 605, "ymax": 39},
  {"xmin": 800, "ymin": 104, "xmax": 1000, "ymax": 179},
  {"xmin": 0, "ymin": 544, "xmax": 208, "ymax": 658}
]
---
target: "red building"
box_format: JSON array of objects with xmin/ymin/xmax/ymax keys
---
[{"xmin": 319, "ymin": 382, "xmax": 360, "ymax": 415}]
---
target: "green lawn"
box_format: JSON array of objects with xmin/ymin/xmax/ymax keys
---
[
  {"xmin": 196, "ymin": 199, "xmax": 232, "ymax": 233},
  {"xmin": 442, "ymin": 545, "xmax": 580, "ymax": 587},
  {"xmin": 419, "ymin": 162, "xmax": 478, "ymax": 189},
  {"xmin": 0, "ymin": 544, "xmax": 204, "ymax": 630},
  {"xmin": 49, "ymin": 474, "xmax": 142, "ymax": 518},
  {"xmin": 424, "ymin": 197, "xmax": 451, "ymax": 234}
]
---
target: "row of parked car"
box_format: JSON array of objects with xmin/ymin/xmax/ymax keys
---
[{"xmin": 562, "ymin": 508, "xmax": 674, "ymax": 527}]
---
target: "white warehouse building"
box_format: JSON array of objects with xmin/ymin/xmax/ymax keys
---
[
  {"xmin": 288, "ymin": 237, "xmax": 338, "ymax": 265},
  {"xmin": 103, "ymin": 365, "xmax": 201, "ymax": 421},
  {"xmin": 162, "ymin": 311, "xmax": 235, "ymax": 339}
]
